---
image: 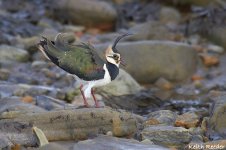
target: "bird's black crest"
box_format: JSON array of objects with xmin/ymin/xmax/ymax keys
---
[{"xmin": 112, "ymin": 33, "xmax": 133, "ymax": 53}]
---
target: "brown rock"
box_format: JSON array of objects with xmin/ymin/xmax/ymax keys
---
[
  {"xmin": 191, "ymin": 74, "xmax": 203, "ymax": 82},
  {"xmin": 199, "ymin": 54, "xmax": 219, "ymax": 67},
  {"xmin": 144, "ymin": 118, "xmax": 160, "ymax": 126},
  {"xmin": 155, "ymin": 77, "xmax": 173, "ymax": 90},
  {"xmin": 21, "ymin": 96, "xmax": 34, "ymax": 103},
  {"xmin": 175, "ymin": 112, "xmax": 199, "ymax": 128}
]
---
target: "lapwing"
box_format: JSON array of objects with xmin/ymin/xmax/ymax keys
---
[{"xmin": 38, "ymin": 33, "xmax": 131, "ymax": 107}]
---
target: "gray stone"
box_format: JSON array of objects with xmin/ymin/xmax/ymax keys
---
[
  {"xmin": 39, "ymin": 143, "xmax": 68, "ymax": 150},
  {"xmin": 31, "ymin": 61, "xmax": 49, "ymax": 70},
  {"xmin": 0, "ymin": 82, "xmax": 62, "ymax": 99},
  {"xmin": 159, "ymin": 7, "xmax": 181, "ymax": 24},
  {"xmin": 208, "ymin": 92, "xmax": 226, "ymax": 139},
  {"xmin": 95, "ymin": 40, "xmax": 198, "ymax": 83},
  {"xmin": 146, "ymin": 110, "xmax": 177, "ymax": 126},
  {"xmin": 0, "ymin": 136, "xmax": 13, "ymax": 149},
  {"xmin": 127, "ymin": 21, "xmax": 175, "ymax": 41},
  {"xmin": 0, "ymin": 69, "xmax": 10, "ymax": 81},
  {"xmin": 141, "ymin": 125, "xmax": 192, "ymax": 147},
  {"xmin": 0, "ymin": 97, "xmax": 45, "ymax": 113},
  {"xmin": 16, "ymin": 36, "xmax": 40, "ymax": 53},
  {"xmin": 208, "ymin": 27, "xmax": 226, "ymax": 49},
  {"xmin": 168, "ymin": 0, "xmax": 214, "ymax": 6},
  {"xmin": 36, "ymin": 95, "xmax": 73, "ymax": 111},
  {"xmin": 51, "ymin": 0, "xmax": 117, "ymax": 29},
  {"xmin": 0, "ymin": 45, "xmax": 29, "ymax": 65},
  {"xmin": 73, "ymin": 135, "xmax": 169, "ymax": 150},
  {"xmin": 99, "ymin": 69, "xmax": 142, "ymax": 96}
]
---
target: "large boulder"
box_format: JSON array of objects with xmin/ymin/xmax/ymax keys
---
[
  {"xmin": 95, "ymin": 41, "xmax": 198, "ymax": 83},
  {"xmin": 51, "ymin": 0, "xmax": 117, "ymax": 30}
]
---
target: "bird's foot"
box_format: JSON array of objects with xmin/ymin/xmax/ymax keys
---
[
  {"xmin": 95, "ymin": 102, "xmax": 100, "ymax": 108},
  {"xmin": 84, "ymin": 102, "xmax": 90, "ymax": 108}
]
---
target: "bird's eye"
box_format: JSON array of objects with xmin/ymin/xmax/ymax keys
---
[{"xmin": 113, "ymin": 55, "xmax": 118, "ymax": 60}]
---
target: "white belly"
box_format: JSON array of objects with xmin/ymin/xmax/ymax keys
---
[{"xmin": 77, "ymin": 64, "xmax": 111, "ymax": 98}]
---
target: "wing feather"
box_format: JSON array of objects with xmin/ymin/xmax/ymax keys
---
[{"xmin": 38, "ymin": 33, "xmax": 106, "ymax": 81}]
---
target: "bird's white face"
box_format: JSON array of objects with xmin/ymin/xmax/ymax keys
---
[{"xmin": 105, "ymin": 45, "xmax": 121, "ymax": 67}]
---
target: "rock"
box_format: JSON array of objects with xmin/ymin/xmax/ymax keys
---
[
  {"xmin": 0, "ymin": 82, "xmax": 62, "ymax": 99},
  {"xmin": 127, "ymin": 21, "xmax": 175, "ymax": 41},
  {"xmin": 62, "ymin": 25, "xmax": 85, "ymax": 33},
  {"xmin": 73, "ymin": 135, "xmax": 169, "ymax": 150},
  {"xmin": 100, "ymin": 89, "xmax": 163, "ymax": 114},
  {"xmin": 0, "ymin": 45, "xmax": 29, "ymax": 65},
  {"xmin": 1, "ymin": 108, "xmax": 137, "ymax": 141},
  {"xmin": 51, "ymin": 0, "xmax": 117, "ymax": 30},
  {"xmin": 31, "ymin": 60, "xmax": 49, "ymax": 70},
  {"xmin": 154, "ymin": 77, "xmax": 173, "ymax": 90},
  {"xmin": 0, "ymin": 97, "xmax": 45, "ymax": 113},
  {"xmin": 36, "ymin": 95, "xmax": 73, "ymax": 111},
  {"xmin": 169, "ymin": 0, "xmax": 214, "ymax": 6},
  {"xmin": 199, "ymin": 54, "xmax": 219, "ymax": 67},
  {"xmin": 0, "ymin": 68, "xmax": 10, "ymax": 80},
  {"xmin": 159, "ymin": 7, "xmax": 181, "ymax": 24},
  {"xmin": 98, "ymin": 69, "xmax": 142, "ymax": 96},
  {"xmin": 208, "ymin": 27, "xmax": 226, "ymax": 49},
  {"xmin": 16, "ymin": 36, "xmax": 40, "ymax": 53},
  {"xmin": 95, "ymin": 41, "xmax": 198, "ymax": 83},
  {"xmin": 110, "ymin": 0, "xmax": 134, "ymax": 5},
  {"xmin": 0, "ymin": 122, "xmax": 38, "ymax": 148},
  {"xmin": 175, "ymin": 112, "xmax": 199, "ymax": 128},
  {"xmin": 141, "ymin": 125, "xmax": 192, "ymax": 148},
  {"xmin": 207, "ymin": 44, "xmax": 224, "ymax": 54},
  {"xmin": 39, "ymin": 143, "xmax": 68, "ymax": 150},
  {"xmin": 0, "ymin": 135, "xmax": 13, "ymax": 149},
  {"xmin": 208, "ymin": 92, "xmax": 226, "ymax": 139},
  {"xmin": 145, "ymin": 110, "xmax": 177, "ymax": 126}
]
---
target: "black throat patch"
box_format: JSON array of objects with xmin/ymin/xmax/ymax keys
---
[{"xmin": 106, "ymin": 62, "xmax": 119, "ymax": 81}]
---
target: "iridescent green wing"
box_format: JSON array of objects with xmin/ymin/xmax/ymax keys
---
[{"xmin": 43, "ymin": 35, "xmax": 106, "ymax": 81}]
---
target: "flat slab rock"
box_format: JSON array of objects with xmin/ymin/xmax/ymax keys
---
[{"xmin": 1, "ymin": 107, "xmax": 138, "ymax": 142}]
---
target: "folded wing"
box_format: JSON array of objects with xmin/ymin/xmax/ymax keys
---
[{"xmin": 38, "ymin": 33, "xmax": 105, "ymax": 81}]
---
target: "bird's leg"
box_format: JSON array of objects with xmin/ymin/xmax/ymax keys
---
[
  {"xmin": 91, "ymin": 88, "xmax": 100, "ymax": 108},
  {"xmin": 79, "ymin": 85, "xmax": 89, "ymax": 107}
]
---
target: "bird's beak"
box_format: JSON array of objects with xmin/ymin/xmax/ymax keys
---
[{"xmin": 120, "ymin": 58, "xmax": 126, "ymax": 66}]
